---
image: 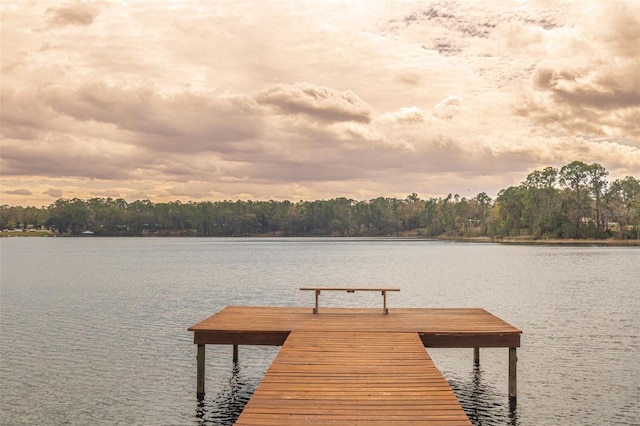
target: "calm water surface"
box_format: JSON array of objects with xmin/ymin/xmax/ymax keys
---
[{"xmin": 1, "ymin": 238, "xmax": 638, "ymax": 425}]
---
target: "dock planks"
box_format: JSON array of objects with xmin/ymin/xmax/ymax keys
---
[
  {"xmin": 189, "ymin": 307, "xmax": 521, "ymax": 424},
  {"xmin": 235, "ymin": 330, "xmax": 471, "ymax": 425}
]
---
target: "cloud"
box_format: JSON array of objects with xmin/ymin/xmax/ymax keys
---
[
  {"xmin": 379, "ymin": 107, "xmax": 426, "ymax": 124},
  {"xmin": 587, "ymin": 0, "xmax": 640, "ymax": 57},
  {"xmin": 166, "ymin": 182, "xmax": 224, "ymax": 200},
  {"xmin": 0, "ymin": 86, "xmax": 59, "ymax": 140},
  {"xmin": 46, "ymin": 2, "xmax": 99, "ymax": 27},
  {"xmin": 433, "ymin": 96, "xmax": 463, "ymax": 120},
  {"xmin": 532, "ymin": 62, "xmax": 640, "ymax": 110},
  {"xmin": 90, "ymin": 189, "xmax": 120, "ymax": 198},
  {"xmin": 39, "ymin": 82, "xmax": 264, "ymax": 153},
  {"xmin": 520, "ymin": 60, "xmax": 640, "ymax": 138},
  {"xmin": 514, "ymin": 1, "xmax": 640, "ymax": 138},
  {"xmin": 44, "ymin": 188, "xmax": 63, "ymax": 198},
  {"xmin": 257, "ymin": 82, "xmax": 373, "ymax": 124},
  {"xmin": 1, "ymin": 134, "xmax": 137, "ymax": 180},
  {"xmin": 5, "ymin": 189, "xmax": 33, "ymax": 196}
]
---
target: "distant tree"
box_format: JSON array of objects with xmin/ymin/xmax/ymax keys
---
[
  {"xmin": 0, "ymin": 206, "xmax": 21, "ymax": 229},
  {"xmin": 522, "ymin": 167, "xmax": 561, "ymax": 238},
  {"xmin": 494, "ymin": 186, "xmax": 526, "ymax": 237},
  {"xmin": 127, "ymin": 199, "xmax": 157, "ymax": 234},
  {"xmin": 86, "ymin": 197, "xmax": 128, "ymax": 235},
  {"xmin": 421, "ymin": 198, "xmax": 444, "ymax": 236},
  {"xmin": 605, "ymin": 176, "xmax": 640, "ymax": 239},
  {"xmin": 472, "ymin": 192, "xmax": 492, "ymax": 235},
  {"xmin": 585, "ymin": 163, "xmax": 609, "ymax": 232},
  {"xmin": 559, "ymin": 161, "xmax": 592, "ymax": 237},
  {"xmin": 47, "ymin": 198, "xmax": 90, "ymax": 234}
]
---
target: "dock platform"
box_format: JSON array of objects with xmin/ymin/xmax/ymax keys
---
[{"xmin": 189, "ymin": 307, "xmax": 521, "ymax": 424}]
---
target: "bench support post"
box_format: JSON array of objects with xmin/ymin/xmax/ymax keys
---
[{"xmin": 301, "ymin": 288, "xmax": 399, "ymax": 314}]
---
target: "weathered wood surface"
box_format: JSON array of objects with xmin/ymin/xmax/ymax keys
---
[{"xmin": 235, "ymin": 330, "xmax": 472, "ymax": 425}]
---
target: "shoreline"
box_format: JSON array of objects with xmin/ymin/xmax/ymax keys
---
[
  {"xmin": 2, "ymin": 231, "xmax": 639, "ymax": 246},
  {"xmin": 437, "ymin": 236, "xmax": 640, "ymax": 246}
]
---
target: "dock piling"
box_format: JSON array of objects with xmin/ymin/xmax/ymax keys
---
[
  {"xmin": 233, "ymin": 344, "xmax": 238, "ymax": 363},
  {"xmin": 509, "ymin": 347, "xmax": 517, "ymax": 400},
  {"xmin": 196, "ymin": 344, "xmax": 205, "ymax": 399},
  {"xmin": 473, "ymin": 347, "xmax": 480, "ymax": 365}
]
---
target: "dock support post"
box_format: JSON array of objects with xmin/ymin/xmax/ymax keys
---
[
  {"xmin": 382, "ymin": 290, "xmax": 388, "ymax": 314},
  {"xmin": 197, "ymin": 344, "xmax": 205, "ymax": 399},
  {"xmin": 233, "ymin": 344, "xmax": 238, "ymax": 363},
  {"xmin": 508, "ymin": 347, "xmax": 517, "ymax": 400},
  {"xmin": 313, "ymin": 290, "xmax": 319, "ymax": 314},
  {"xmin": 473, "ymin": 347, "xmax": 480, "ymax": 365}
]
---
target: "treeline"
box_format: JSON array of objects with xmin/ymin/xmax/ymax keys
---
[{"xmin": 2, "ymin": 161, "xmax": 639, "ymax": 239}]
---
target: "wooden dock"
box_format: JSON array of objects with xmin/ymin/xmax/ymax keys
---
[{"xmin": 189, "ymin": 306, "xmax": 521, "ymax": 424}]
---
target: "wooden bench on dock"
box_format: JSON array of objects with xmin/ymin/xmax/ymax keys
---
[{"xmin": 300, "ymin": 287, "xmax": 400, "ymax": 314}]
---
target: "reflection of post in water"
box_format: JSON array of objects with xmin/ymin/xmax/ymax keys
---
[
  {"xmin": 452, "ymin": 364, "xmax": 519, "ymax": 425},
  {"xmin": 195, "ymin": 357, "xmax": 255, "ymax": 426},
  {"xmin": 469, "ymin": 364, "xmax": 518, "ymax": 426},
  {"xmin": 466, "ymin": 364, "xmax": 484, "ymax": 421},
  {"xmin": 228, "ymin": 362, "xmax": 241, "ymax": 404},
  {"xmin": 508, "ymin": 395, "xmax": 518, "ymax": 426},
  {"xmin": 195, "ymin": 398, "xmax": 207, "ymax": 424}
]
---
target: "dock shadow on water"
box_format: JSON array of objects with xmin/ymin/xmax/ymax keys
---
[
  {"xmin": 448, "ymin": 365, "xmax": 518, "ymax": 426},
  {"xmin": 195, "ymin": 363, "xmax": 256, "ymax": 425}
]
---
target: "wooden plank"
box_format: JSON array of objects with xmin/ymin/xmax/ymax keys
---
[{"xmin": 235, "ymin": 331, "xmax": 471, "ymax": 425}]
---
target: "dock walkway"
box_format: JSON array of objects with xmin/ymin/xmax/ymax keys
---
[
  {"xmin": 189, "ymin": 307, "xmax": 521, "ymax": 424},
  {"xmin": 236, "ymin": 330, "xmax": 471, "ymax": 425}
]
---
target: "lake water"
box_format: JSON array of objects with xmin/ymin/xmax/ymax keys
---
[{"xmin": 0, "ymin": 238, "xmax": 638, "ymax": 425}]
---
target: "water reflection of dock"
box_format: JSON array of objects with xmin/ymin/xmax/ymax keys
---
[{"xmin": 188, "ymin": 304, "xmax": 521, "ymax": 425}]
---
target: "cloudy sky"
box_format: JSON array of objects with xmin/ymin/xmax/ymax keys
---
[{"xmin": 1, "ymin": 0, "xmax": 639, "ymax": 206}]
